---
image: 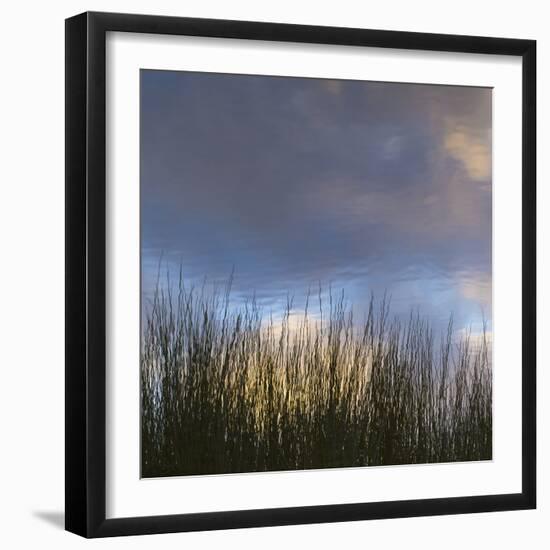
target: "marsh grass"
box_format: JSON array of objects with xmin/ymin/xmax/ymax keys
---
[{"xmin": 141, "ymin": 273, "xmax": 492, "ymax": 477}]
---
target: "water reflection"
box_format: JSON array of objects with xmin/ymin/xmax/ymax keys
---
[{"xmin": 140, "ymin": 70, "xmax": 492, "ymax": 340}]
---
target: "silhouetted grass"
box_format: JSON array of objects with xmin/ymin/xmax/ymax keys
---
[{"xmin": 141, "ymin": 273, "xmax": 491, "ymax": 477}]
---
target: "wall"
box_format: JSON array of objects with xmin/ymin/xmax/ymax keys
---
[{"xmin": 0, "ymin": 1, "xmax": 546, "ymax": 547}]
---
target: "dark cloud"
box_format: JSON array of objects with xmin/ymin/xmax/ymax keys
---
[{"xmin": 141, "ymin": 70, "xmax": 492, "ymax": 334}]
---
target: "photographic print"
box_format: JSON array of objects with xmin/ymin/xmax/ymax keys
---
[{"xmin": 140, "ymin": 69, "xmax": 492, "ymax": 478}]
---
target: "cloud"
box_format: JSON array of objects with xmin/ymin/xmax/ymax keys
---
[
  {"xmin": 455, "ymin": 327, "xmax": 492, "ymax": 356},
  {"xmin": 444, "ymin": 121, "xmax": 491, "ymax": 181},
  {"xmin": 382, "ymin": 135, "xmax": 404, "ymax": 160},
  {"xmin": 459, "ymin": 271, "xmax": 492, "ymax": 308}
]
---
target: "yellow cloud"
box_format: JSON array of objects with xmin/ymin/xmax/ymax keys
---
[
  {"xmin": 459, "ymin": 272, "xmax": 492, "ymax": 308},
  {"xmin": 444, "ymin": 123, "xmax": 491, "ymax": 181},
  {"xmin": 455, "ymin": 327, "xmax": 492, "ymax": 357},
  {"xmin": 263, "ymin": 310, "xmax": 323, "ymax": 339}
]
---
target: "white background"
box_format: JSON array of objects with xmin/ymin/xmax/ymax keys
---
[{"xmin": 0, "ymin": 0, "xmax": 547, "ymax": 548}]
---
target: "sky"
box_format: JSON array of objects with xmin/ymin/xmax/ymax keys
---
[{"xmin": 140, "ymin": 69, "xmax": 492, "ymax": 336}]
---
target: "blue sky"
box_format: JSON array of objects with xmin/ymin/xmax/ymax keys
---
[{"xmin": 140, "ymin": 70, "xmax": 492, "ymax": 336}]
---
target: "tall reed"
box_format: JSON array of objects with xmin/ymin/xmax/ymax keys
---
[{"xmin": 141, "ymin": 273, "xmax": 491, "ymax": 477}]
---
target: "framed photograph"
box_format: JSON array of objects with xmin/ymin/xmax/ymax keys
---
[{"xmin": 65, "ymin": 11, "xmax": 536, "ymax": 537}]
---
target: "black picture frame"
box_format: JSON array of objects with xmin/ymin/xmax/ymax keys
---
[{"xmin": 65, "ymin": 11, "xmax": 536, "ymax": 538}]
